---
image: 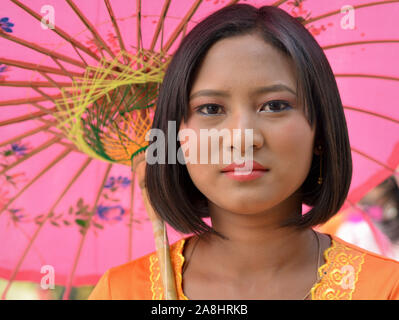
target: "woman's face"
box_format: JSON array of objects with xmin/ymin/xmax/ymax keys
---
[{"xmin": 179, "ymin": 33, "xmax": 316, "ymax": 215}]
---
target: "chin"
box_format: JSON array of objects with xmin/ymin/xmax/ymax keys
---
[{"xmin": 219, "ymin": 202, "xmax": 270, "ymax": 215}]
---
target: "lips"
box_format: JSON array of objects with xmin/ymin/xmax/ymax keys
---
[
  {"xmin": 220, "ymin": 160, "xmax": 269, "ymax": 172},
  {"xmin": 221, "ymin": 160, "xmax": 270, "ymax": 182}
]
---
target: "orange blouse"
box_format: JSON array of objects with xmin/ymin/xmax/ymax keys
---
[{"xmin": 88, "ymin": 233, "xmax": 399, "ymax": 300}]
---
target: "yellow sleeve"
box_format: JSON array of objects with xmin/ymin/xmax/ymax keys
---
[{"xmin": 87, "ymin": 269, "xmax": 112, "ymax": 300}]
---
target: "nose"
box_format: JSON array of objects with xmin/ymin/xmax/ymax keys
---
[{"xmin": 225, "ymin": 109, "xmax": 264, "ymax": 158}]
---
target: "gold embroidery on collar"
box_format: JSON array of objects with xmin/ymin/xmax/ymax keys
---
[
  {"xmin": 176, "ymin": 239, "xmax": 189, "ymax": 300},
  {"xmin": 149, "ymin": 238, "xmax": 188, "ymax": 300},
  {"xmin": 151, "ymin": 236, "xmax": 367, "ymax": 300},
  {"xmin": 149, "ymin": 253, "xmax": 164, "ymax": 300},
  {"xmin": 311, "ymin": 238, "xmax": 365, "ymax": 300}
]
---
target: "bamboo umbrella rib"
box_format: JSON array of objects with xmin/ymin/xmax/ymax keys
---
[
  {"xmin": 163, "ymin": 0, "xmax": 203, "ymax": 52},
  {"xmin": 104, "ymin": 0, "xmax": 128, "ymax": 53},
  {"xmin": 49, "ymin": 59, "xmax": 76, "ymax": 82},
  {"xmin": 54, "ymin": 140, "xmax": 78, "ymax": 150},
  {"xmin": 39, "ymin": 69, "xmax": 76, "ymax": 106},
  {"xmin": 0, "ymin": 32, "xmax": 86, "ymax": 69},
  {"xmin": 304, "ymin": 0, "xmax": 399, "ymax": 25},
  {"xmin": 31, "ymin": 88, "xmax": 58, "ymax": 104},
  {"xmin": 134, "ymin": 0, "xmax": 144, "ymax": 70},
  {"xmin": 336, "ymin": 73, "xmax": 399, "ymax": 83},
  {"xmin": 31, "ymin": 86, "xmax": 65, "ymax": 105},
  {"xmin": 0, "ymin": 94, "xmax": 63, "ymax": 107},
  {"xmin": 38, "ymin": 71, "xmax": 72, "ymax": 90},
  {"xmin": 28, "ymin": 105, "xmax": 66, "ymax": 128},
  {"xmin": 17, "ymin": 120, "xmax": 62, "ymax": 136},
  {"xmin": 0, "ymin": 157, "xmax": 92, "ymax": 300},
  {"xmin": 30, "ymin": 102, "xmax": 64, "ymax": 121},
  {"xmin": 10, "ymin": 0, "xmax": 101, "ymax": 62},
  {"xmin": 351, "ymin": 146, "xmax": 399, "ymax": 174},
  {"xmin": 37, "ymin": 132, "xmax": 77, "ymax": 150},
  {"xmin": 0, "ymin": 107, "xmax": 58, "ymax": 127},
  {"xmin": 128, "ymin": 169, "xmax": 136, "ymax": 262},
  {"xmin": 10, "ymin": 103, "xmax": 58, "ymax": 127},
  {"xmin": 0, "ymin": 136, "xmax": 62, "ymax": 176},
  {"xmin": 272, "ymin": 0, "xmax": 289, "ymax": 6},
  {"xmin": 323, "ymin": 40, "xmax": 399, "ymax": 50},
  {"xmin": 32, "ymin": 93, "xmax": 72, "ymax": 128},
  {"xmin": 137, "ymin": 0, "xmax": 142, "ymax": 53},
  {"xmin": 13, "ymin": 224, "xmax": 47, "ymax": 268},
  {"xmin": 62, "ymin": 163, "xmax": 113, "ymax": 300},
  {"xmin": 0, "ymin": 58, "xmax": 82, "ymax": 77},
  {"xmin": 72, "ymin": 45, "xmax": 89, "ymax": 67},
  {"xmin": 0, "ymin": 147, "xmax": 73, "ymax": 216},
  {"xmin": 27, "ymin": 119, "xmax": 79, "ymax": 151},
  {"xmin": 66, "ymin": 0, "xmax": 116, "ymax": 59},
  {"xmin": 31, "ymin": 102, "xmax": 57, "ymax": 114},
  {"xmin": 150, "ymin": 0, "xmax": 171, "ymax": 51},
  {"xmin": 0, "ymin": 81, "xmax": 72, "ymax": 88},
  {"xmin": 33, "ymin": 117, "xmax": 58, "ymax": 128},
  {"xmin": 343, "ymin": 105, "xmax": 399, "ymax": 125},
  {"xmin": 181, "ymin": 18, "xmax": 191, "ymax": 39},
  {"xmin": 0, "ymin": 124, "xmax": 52, "ymax": 148}
]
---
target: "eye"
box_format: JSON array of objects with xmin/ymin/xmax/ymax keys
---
[
  {"xmin": 259, "ymin": 100, "xmax": 292, "ymax": 113},
  {"xmin": 195, "ymin": 104, "xmax": 224, "ymax": 116}
]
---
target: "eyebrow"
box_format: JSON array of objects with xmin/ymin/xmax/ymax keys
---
[{"xmin": 189, "ymin": 84, "xmax": 297, "ymax": 100}]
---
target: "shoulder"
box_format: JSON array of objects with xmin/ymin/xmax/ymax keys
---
[
  {"xmin": 328, "ymin": 234, "xmax": 399, "ymax": 299},
  {"xmin": 108, "ymin": 236, "xmax": 188, "ymax": 277},
  {"xmin": 90, "ymin": 237, "xmax": 189, "ymax": 300},
  {"xmin": 330, "ymin": 233, "xmax": 399, "ymax": 269},
  {"xmin": 88, "ymin": 250, "xmax": 155, "ymax": 300}
]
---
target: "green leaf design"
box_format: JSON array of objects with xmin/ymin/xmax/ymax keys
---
[
  {"xmin": 92, "ymin": 222, "xmax": 104, "ymax": 229},
  {"xmin": 75, "ymin": 219, "xmax": 88, "ymax": 228},
  {"xmin": 50, "ymin": 221, "xmax": 60, "ymax": 227},
  {"xmin": 77, "ymin": 198, "xmax": 84, "ymax": 208}
]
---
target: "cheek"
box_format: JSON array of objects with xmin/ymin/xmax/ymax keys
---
[
  {"xmin": 267, "ymin": 115, "xmax": 315, "ymax": 173},
  {"xmin": 179, "ymin": 126, "xmax": 217, "ymax": 165},
  {"xmin": 179, "ymin": 126, "xmax": 213, "ymax": 189},
  {"xmin": 185, "ymin": 162, "xmax": 216, "ymax": 199}
]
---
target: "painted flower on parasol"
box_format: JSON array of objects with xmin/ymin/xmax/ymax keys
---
[{"xmin": 0, "ymin": 17, "xmax": 15, "ymax": 33}]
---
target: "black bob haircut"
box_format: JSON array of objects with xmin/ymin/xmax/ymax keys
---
[{"xmin": 145, "ymin": 4, "xmax": 352, "ymax": 240}]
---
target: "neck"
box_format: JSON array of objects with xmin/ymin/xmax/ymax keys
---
[{"xmin": 197, "ymin": 203, "xmax": 317, "ymax": 281}]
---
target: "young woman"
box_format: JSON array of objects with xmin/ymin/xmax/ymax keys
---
[{"xmin": 88, "ymin": 4, "xmax": 399, "ymax": 300}]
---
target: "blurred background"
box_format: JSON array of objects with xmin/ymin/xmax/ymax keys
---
[{"xmin": 0, "ymin": 279, "xmax": 93, "ymax": 299}]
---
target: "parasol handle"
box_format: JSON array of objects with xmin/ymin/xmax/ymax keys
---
[
  {"xmin": 141, "ymin": 187, "xmax": 178, "ymax": 300},
  {"xmin": 133, "ymin": 153, "xmax": 178, "ymax": 300}
]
